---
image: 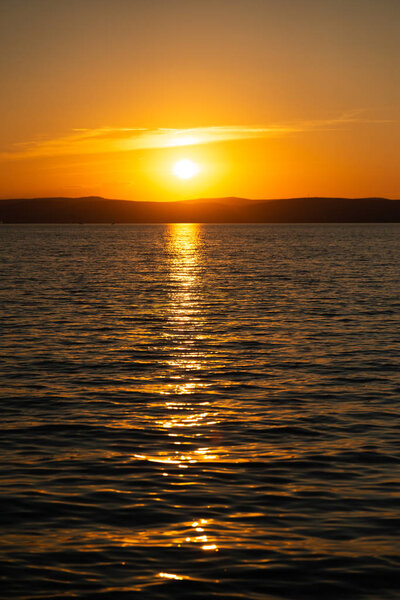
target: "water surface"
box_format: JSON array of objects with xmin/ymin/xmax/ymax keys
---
[{"xmin": 1, "ymin": 224, "xmax": 400, "ymax": 599}]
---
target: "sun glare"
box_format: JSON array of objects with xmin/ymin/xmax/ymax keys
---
[{"xmin": 173, "ymin": 159, "xmax": 200, "ymax": 180}]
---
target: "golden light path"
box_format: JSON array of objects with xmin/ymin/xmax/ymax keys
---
[
  {"xmin": 132, "ymin": 223, "xmax": 222, "ymax": 583},
  {"xmin": 136, "ymin": 223, "xmax": 219, "ymax": 460}
]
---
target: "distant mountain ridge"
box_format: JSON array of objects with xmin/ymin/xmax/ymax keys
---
[{"xmin": 1, "ymin": 196, "xmax": 400, "ymax": 223}]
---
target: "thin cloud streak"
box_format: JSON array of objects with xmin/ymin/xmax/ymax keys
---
[{"xmin": 0, "ymin": 115, "xmax": 392, "ymax": 162}]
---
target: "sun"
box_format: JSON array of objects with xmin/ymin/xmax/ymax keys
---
[{"xmin": 172, "ymin": 159, "xmax": 200, "ymax": 180}]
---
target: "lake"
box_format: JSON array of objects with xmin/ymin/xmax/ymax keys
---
[{"xmin": 1, "ymin": 223, "xmax": 399, "ymax": 599}]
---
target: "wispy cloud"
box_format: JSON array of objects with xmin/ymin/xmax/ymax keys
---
[
  {"xmin": 0, "ymin": 125, "xmax": 295, "ymax": 161},
  {"xmin": 0, "ymin": 113, "xmax": 392, "ymax": 162}
]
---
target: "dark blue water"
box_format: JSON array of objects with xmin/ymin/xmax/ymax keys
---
[{"xmin": 1, "ymin": 224, "xmax": 399, "ymax": 599}]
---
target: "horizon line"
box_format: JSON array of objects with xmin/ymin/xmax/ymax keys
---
[{"xmin": 1, "ymin": 194, "xmax": 399, "ymax": 202}]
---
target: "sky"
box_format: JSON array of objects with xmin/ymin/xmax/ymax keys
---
[{"xmin": 0, "ymin": 0, "xmax": 399, "ymax": 201}]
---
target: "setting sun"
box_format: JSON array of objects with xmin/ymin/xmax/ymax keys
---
[{"xmin": 172, "ymin": 159, "xmax": 200, "ymax": 180}]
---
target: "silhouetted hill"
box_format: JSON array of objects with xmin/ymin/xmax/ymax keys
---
[{"xmin": 1, "ymin": 196, "xmax": 400, "ymax": 223}]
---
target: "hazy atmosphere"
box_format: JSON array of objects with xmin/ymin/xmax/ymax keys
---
[{"xmin": 1, "ymin": 0, "xmax": 399, "ymax": 201}]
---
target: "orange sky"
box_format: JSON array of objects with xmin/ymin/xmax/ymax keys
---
[{"xmin": 0, "ymin": 0, "xmax": 399, "ymax": 200}]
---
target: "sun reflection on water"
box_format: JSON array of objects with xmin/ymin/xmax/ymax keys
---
[
  {"xmin": 135, "ymin": 223, "xmax": 220, "ymax": 455},
  {"xmin": 132, "ymin": 224, "xmax": 221, "ymax": 559},
  {"xmin": 165, "ymin": 223, "xmax": 206, "ymax": 394}
]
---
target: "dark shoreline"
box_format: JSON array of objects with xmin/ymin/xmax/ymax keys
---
[{"xmin": 1, "ymin": 196, "xmax": 400, "ymax": 223}]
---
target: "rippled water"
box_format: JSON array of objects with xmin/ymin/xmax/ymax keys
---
[{"xmin": 1, "ymin": 223, "xmax": 400, "ymax": 599}]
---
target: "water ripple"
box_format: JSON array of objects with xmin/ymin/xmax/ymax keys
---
[{"xmin": 1, "ymin": 223, "xmax": 399, "ymax": 599}]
